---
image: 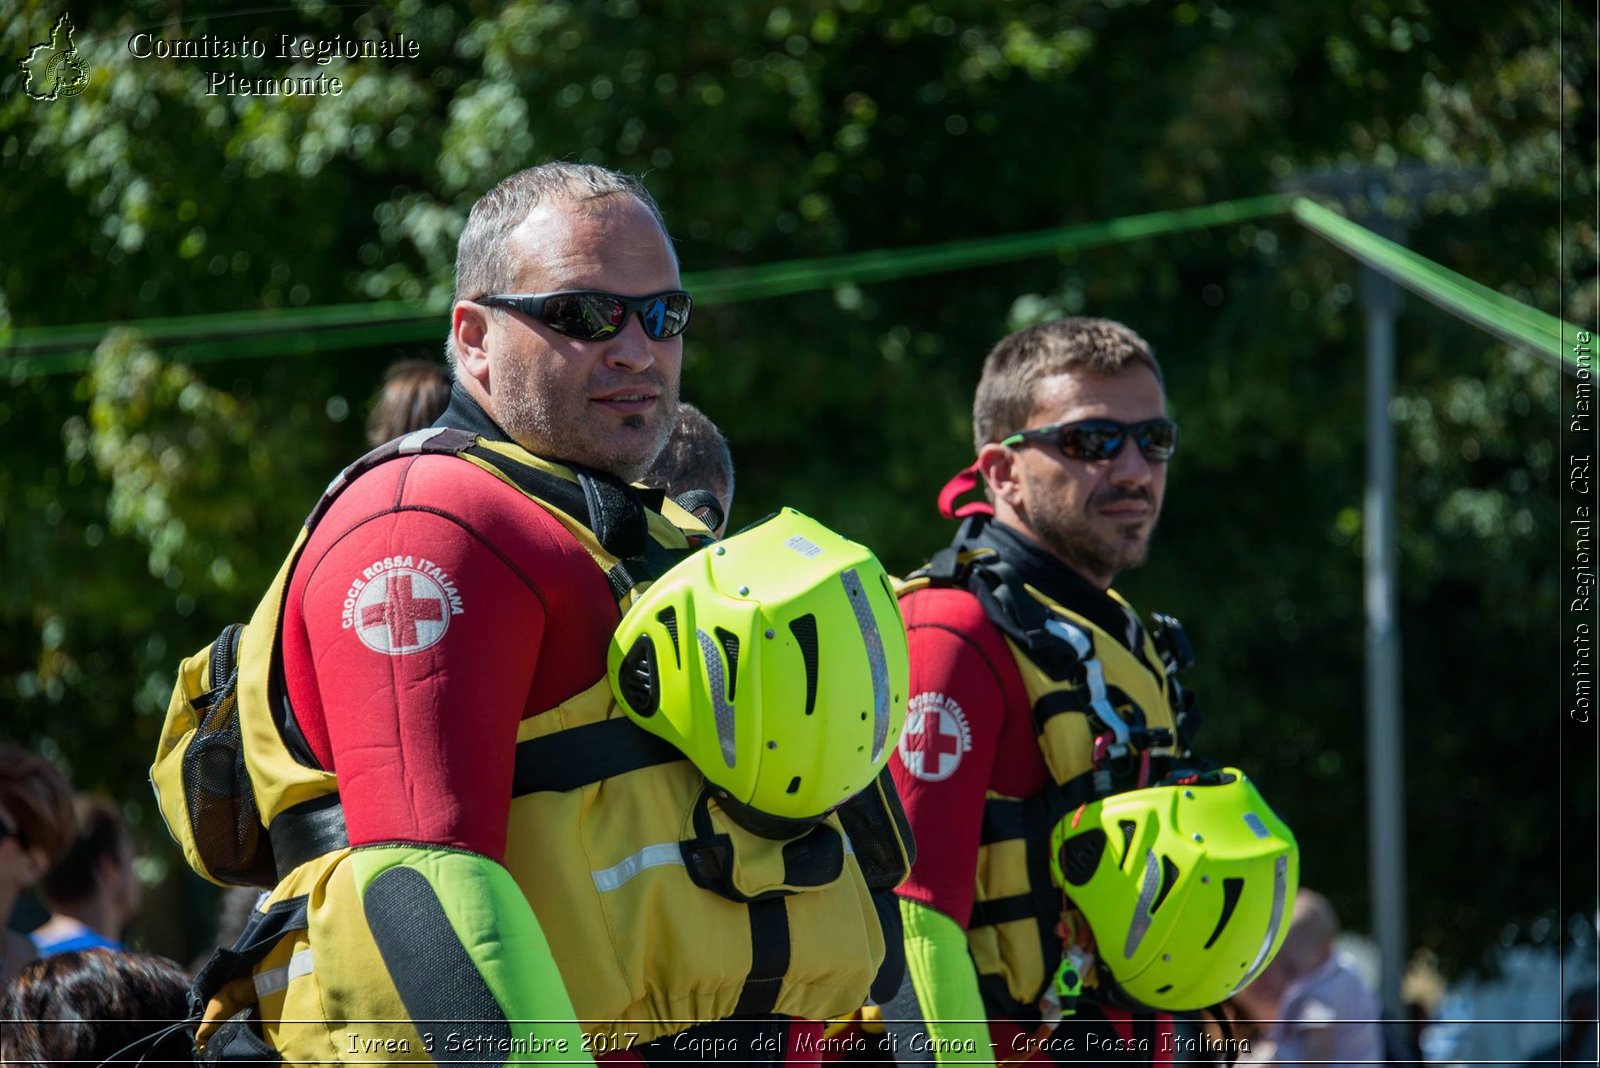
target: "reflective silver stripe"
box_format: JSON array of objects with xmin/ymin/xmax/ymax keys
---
[
  {"xmin": 397, "ymin": 426, "xmax": 448, "ymax": 454},
  {"xmin": 841, "ymin": 568, "xmax": 891, "ymax": 761},
  {"xmin": 1119, "ymin": 602, "xmax": 1143, "ymax": 655},
  {"xmin": 1233, "ymin": 854, "xmax": 1291, "ymax": 993},
  {"xmin": 592, "ymin": 842, "xmax": 686, "ymax": 892},
  {"xmin": 697, "ymin": 629, "xmax": 738, "ymax": 767},
  {"xmin": 1243, "ymin": 812, "xmax": 1271, "ymax": 839},
  {"xmin": 1044, "ymin": 618, "xmax": 1131, "ymax": 747},
  {"xmin": 1123, "ymin": 849, "xmax": 1162, "ymax": 959},
  {"xmin": 252, "ymin": 947, "xmax": 314, "ymax": 999}
]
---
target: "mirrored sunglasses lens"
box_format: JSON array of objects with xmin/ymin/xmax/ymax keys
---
[
  {"xmin": 544, "ymin": 294, "xmax": 623, "ymax": 339},
  {"xmin": 1138, "ymin": 422, "xmax": 1177, "ymax": 460},
  {"xmin": 644, "ymin": 294, "xmax": 692, "ymax": 339},
  {"xmin": 1060, "ymin": 422, "xmax": 1125, "ymax": 461}
]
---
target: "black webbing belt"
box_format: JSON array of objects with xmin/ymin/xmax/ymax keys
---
[
  {"xmin": 512, "ymin": 717, "xmax": 688, "ymax": 795},
  {"xmin": 266, "ymin": 718, "xmax": 688, "ymax": 880},
  {"xmin": 268, "ymin": 794, "xmax": 350, "ymax": 882}
]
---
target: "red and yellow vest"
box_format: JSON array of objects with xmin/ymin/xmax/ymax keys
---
[{"xmin": 896, "ymin": 518, "xmax": 1199, "ymax": 1017}]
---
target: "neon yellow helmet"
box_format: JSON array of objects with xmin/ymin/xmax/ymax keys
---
[
  {"xmin": 609, "ymin": 508, "xmax": 910, "ymax": 837},
  {"xmin": 1048, "ymin": 769, "xmax": 1299, "ymax": 1011}
]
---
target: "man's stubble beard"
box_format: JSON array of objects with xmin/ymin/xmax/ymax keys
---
[
  {"xmin": 1027, "ymin": 475, "xmax": 1159, "ymax": 586},
  {"xmin": 495, "ymin": 364, "xmax": 678, "ymax": 482}
]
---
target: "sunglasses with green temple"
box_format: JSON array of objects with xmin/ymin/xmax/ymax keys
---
[{"xmin": 1001, "ymin": 418, "xmax": 1179, "ymax": 463}]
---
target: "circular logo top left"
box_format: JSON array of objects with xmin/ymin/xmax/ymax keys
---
[{"xmin": 46, "ymin": 49, "xmax": 88, "ymax": 97}]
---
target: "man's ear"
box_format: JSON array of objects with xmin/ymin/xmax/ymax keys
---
[
  {"xmin": 976, "ymin": 441, "xmax": 1024, "ymax": 512},
  {"xmin": 452, "ymin": 302, "xmax": 493, "ymax": 391}
]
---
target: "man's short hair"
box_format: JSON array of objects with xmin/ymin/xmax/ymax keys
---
[
  {"xmin": 447, "ymin": 162, "xmax": 671, "ymax": 365},
  {"xmin": 40, "ymin": 795, "xmax": 130, "ymax": 907},
  {"xmin": 0, "ymin": 744, "xmax": 76, "ymax": 866},
  {"xmin": 972, "ymin": 316, "xmax": 1164, "ymax": 451},
  {"xmin": 642, "ymin": 402, "xmax": 734, "ymax": 506}
]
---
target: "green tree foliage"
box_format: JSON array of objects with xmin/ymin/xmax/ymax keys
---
[{"xmin": 2, "ymin": 0, "xmax": 1590, "ymax": 972}]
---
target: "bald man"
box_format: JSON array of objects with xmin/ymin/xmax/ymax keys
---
[{"xmin": 1267, "ymin": 890, "xmax": 1383, "ymax": 1067}]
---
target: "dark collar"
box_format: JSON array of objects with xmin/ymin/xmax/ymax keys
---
[
  {"xmin": 972, "ymin": 517, "xmax": 1140, "ymax": 649},
  {"xmin": 433, "ymin": 381, "xmax": 514, "ymax": 443}
]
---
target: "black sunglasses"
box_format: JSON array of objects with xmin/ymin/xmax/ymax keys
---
[
  {"xmin": 1002, "ymin": 418, "xmax": 1179, "ymax": 463},
  {"xmin": 477, "ymin": 290, "xmax": 693, "ymax": 342}
]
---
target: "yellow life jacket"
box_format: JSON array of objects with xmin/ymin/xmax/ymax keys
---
[
  {"xmin": 896, "ymin": 516, "xmax": 1201, "ymax": 1018},
  {"xmin": 155, "ymin": 429, "xmax": 908, "ymax": 1058}
]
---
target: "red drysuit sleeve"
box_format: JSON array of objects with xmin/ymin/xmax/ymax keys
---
[
  {"xmin": 282, "ymin": 453, "xmax": 612, "ymax": 859},
  {"xmin": 889, "ymin": 586, "xmax": 1030, "ymax": 928}
]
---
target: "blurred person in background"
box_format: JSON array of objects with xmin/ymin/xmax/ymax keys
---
[
  {"xmin": 1199, "ymin": 969, "xmax": 1285, "ymax": 1063},
  {"xmin": 30, "ymin": 795, "xmax": 142, "ymax": 956},
  {"xmin": 1, "ymin": 948, "xmax": 193, "ymax": 1065},
  {"xmin": 0, "ymin": 745, "xmax": 76, "ymax": 984},
  {"xmin": 641, "ymin": 400, "xmax": 735, "ymax": 535},
  {"xmin": 1262, "ymin": 889, "xmax": 1382, "ymax": 1068},
  {"xmin": 365, "ymin": 358, "xmax": 452, "ymax": 446}
]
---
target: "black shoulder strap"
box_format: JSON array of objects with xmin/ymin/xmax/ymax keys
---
[
  {"xmin": 306, "ymin": 427, "xmax": 479, "ymax": 529},
  {"xmin": 921, "ymin": 517, "xmax": 1083, "ymax": 680},
  {"xmin": 672, "ymin": 489, "xmax": 725, "ymax": 534},
  {"xmin": 306, "ymin": 427, "xmax": 681, "ymax": 590},
  {"xmin": 455, "ymin": 444, "xmax": 685, "ymax": 587}
]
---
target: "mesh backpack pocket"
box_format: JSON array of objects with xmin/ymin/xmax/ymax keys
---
[{"xmin": 151, "ymin": 623, "xmax": 276, "ymax": 887}]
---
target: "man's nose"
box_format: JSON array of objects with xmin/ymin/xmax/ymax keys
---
[
  {"xmin": 1107, "ymin": 441, "xmax": 1155, "ymax": 485},
  {"xmin": 602, "ymin": 315, "xmax": 657, "ymax": 372}
]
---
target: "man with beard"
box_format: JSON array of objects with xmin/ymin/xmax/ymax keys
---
[
  {"xmin": 183, "ymin": 163, "xmax": 893, "ymax": 1063},
  {"xmin": 885, "ymin": 317, "xmax": 1200, "ymax": 1065}
]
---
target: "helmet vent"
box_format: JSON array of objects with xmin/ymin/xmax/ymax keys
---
[
  {"xmin": 1155, "ymin": 984, "xmax": 1173, "ymax": 995},
  {"xmin": 1151, "ymin": 855, "xmax": 1180, "ymax": 914},
  {"xmin": 656, "ymin": 607, "xmax": 681, "ymax": 668},
  {"xmin": 618, "ymin": 635, "xmax": 660, "ymax": 717},
  {"xmin": 786, "ymin": 776, "xmax": 802, "ymax": 795},
  {"xmin": 1057, "ymin": 828, "xmax": 1106, "ymax": 887},
  {"xmin": 1203, "ymin": 877, "xmax": 1246, "ymax": 950},
  {"xmin": 715, "ymin": 627, "xmax": 741, "ymax": 700},
  {"xmin": 788, "ymin": 614, "xmax": 820, "ymax": 715},
  {"xmin": 1118, "ymin": 820, "xmax": 1138, "ymax": 865}
]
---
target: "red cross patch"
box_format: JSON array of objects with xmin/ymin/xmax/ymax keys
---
[
  {"xmin": 898, "ymin": 692, "xmax": 972, "ymax": 782},
  {"xmin": 353, "ymin": 568, "xmax": 451, "ymax": 655}
]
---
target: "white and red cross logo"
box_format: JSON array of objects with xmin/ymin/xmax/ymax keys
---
[
  {"xmin": 353, "ymin": 568, "xmax": 452, "ymax": 655},
  {"xmin": 897, "ymin": 692, "xmax": 973, "ymax": 782}
]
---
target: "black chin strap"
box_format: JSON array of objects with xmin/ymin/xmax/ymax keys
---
[{"xmin": 672, "ymin": 488, "xmax": 726, "ymax": 533}]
